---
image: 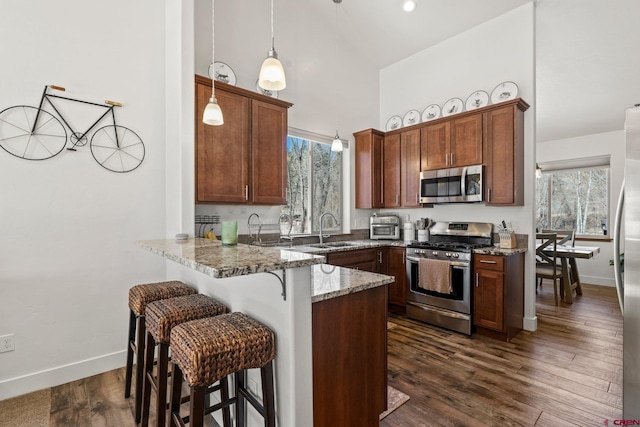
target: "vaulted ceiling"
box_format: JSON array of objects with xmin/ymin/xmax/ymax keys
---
[{"xmin": 307, "ymin": 0, "xmax": 640, "ymax": 142}]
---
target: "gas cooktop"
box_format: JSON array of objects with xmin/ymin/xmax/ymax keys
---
[{"xmin": 408, "ymin": 241, "xmax": 489, "ymax": 252}]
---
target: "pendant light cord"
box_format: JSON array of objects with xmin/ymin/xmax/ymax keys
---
[
  {"xmin": 271, "ymin": 0, "xmax": 275, "ymax": 50},
  {"xmin": 334, "ymin": 1, "xmax": 339, "ymax": 137},
  {"xmin": 211, "ymin": 0, "xmax": 216, "ymax": 99}
]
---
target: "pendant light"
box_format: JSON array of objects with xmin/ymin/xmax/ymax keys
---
[
  {"xmin": 203, "ymin": 0, "xmax": 224, "ymax": 126},
  {"xmin": 258, "ymin": 0, "xmax": 286, "ymax": 91},
  {"xmin": 330, "ymin": 0, "xmax": 344, "ymax": 152}
]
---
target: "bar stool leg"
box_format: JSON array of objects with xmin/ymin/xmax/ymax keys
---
[
  {"xmin": 140, "ymin": 331, "xmax": 155, "ymax": 427},
  {"xmin": 261, "ymin": 362, "xmax": 276, "ymax": 427},
  {"xmin": 220, "ymin": 376, "xmax": 232, "ymax": 427},
  {"xmin": 168, "ymin": 363, "xmax": 183, "ymax": 427},
  {"xmin": 235, "ymin": 371, "xmax": 246, "ymax": 427},
  {"xmin": 124, "ymin": 310, "xmax": 136, "ymax": 398},
  {"xmin": 155, "ymin": 342, "xmax": 170, "ymax": 427},
  {"xmin": 191, "ymin": 385, "xmax": 206, "ymax": 427},
  {"xmin": 135, "ymin": 316, "xmax": 147, "ymax": 422}
]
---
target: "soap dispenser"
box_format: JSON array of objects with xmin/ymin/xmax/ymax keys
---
[{"xmin": 403, "ymin": 215, "xmax": 415, "ymax": 243}]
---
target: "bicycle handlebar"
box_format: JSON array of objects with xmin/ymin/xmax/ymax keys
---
[
  {"xmin": 105, "ymin": 100, "xmax": 122, "ymax": 107},
  {"xmin": 49, "ymin": 85, "xmax": 65, "ymax": 91}
]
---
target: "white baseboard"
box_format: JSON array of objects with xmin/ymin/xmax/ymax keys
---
[
  {"xmin": 523, "ymin": 316, "xmax": 537, "ymax": 331},
  {"xmin": 0, "ymin": 350, "xmax": 126, "ymax": 401},
  {"xmin": 581, "ymin": 275, "xmax": 615, "ymax": 287}
]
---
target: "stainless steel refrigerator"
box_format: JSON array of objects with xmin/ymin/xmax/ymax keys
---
[{"xmin": 614, "ymin": 104, "xmax": 640, "ymax": 419}]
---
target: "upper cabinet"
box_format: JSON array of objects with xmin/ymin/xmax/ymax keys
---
[
  {"xmin": 421, "ymin": 114, "xmax": 482, "ymax": 170},
  {"xmin": 354, "ymin": 98, "xmax": 529, "ymax": 209},
  {"xmin": 354, "ymin": 129, "xmax": 385, "ymax": 209},
  {"xmin": 484, "ymin": 101, "xmax": 527, "ymax": 206},
  {"xmin": 195, "ymin": 75, "xmax": 292, "ymax": 205}
]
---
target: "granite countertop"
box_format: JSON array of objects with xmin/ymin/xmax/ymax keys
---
[
  {"xmin": 473, "ymin": 246, "xmax": 528, "ymax": 256},
  {"xmin": 311, "ymin": 264, "xmax": 394, "ymax": 303},
  {"xmin": 135, "ymin": 238, "xmax": 325, "ymax": 279},
  {"xmin": 277, "ymin": 239, "xmax": 409, "ymax": 254}
]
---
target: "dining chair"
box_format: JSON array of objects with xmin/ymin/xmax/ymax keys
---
[
  {"xmin": 536, "ymin": 233, "xmax": 564, "ymax": 305},
  {"xmin": 541, "ymin": 229, "xmax": 577, "ymax": 297}
]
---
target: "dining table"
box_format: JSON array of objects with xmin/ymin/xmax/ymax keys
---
[{"xmin": 539, "ymin": 244, "xmax": 601, "ymax": 304}]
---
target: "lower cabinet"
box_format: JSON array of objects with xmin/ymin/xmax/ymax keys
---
[
  {"xmin": 312, "ymin": 281, "xmax": 387, "ymax": 426},
  {"xmin": 326, "ymin": 248, "xmax": 377, "ymax": 272},
  {"xmin": 473, "ymin": 252, "xmax": 524, "ymax": 341},
  {"xmin": 326, "ymin": 247, "xmax": 407, "ymax": 312}
]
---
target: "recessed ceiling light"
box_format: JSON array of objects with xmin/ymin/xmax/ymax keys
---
[{"xmin": 403, "ymin": 0, "xmax": 417, "ymax": 12}]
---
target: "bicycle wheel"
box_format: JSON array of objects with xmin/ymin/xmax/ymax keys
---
[
  {"xmin": 0, "ymin": 105, "xmax": 67, "ymax": 160},
  {"xmin": 90, "ymin": 125, "xmax": 145, "ymax": 173}
]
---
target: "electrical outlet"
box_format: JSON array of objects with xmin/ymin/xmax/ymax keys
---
[{"xmin": 0, "ymin": 334, "xmax": 15, "ymax": 353}]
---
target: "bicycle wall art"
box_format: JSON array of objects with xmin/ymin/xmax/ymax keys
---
[{"xmin": 0, "ymin": 85, "xmax": 145, "ymax": 173}]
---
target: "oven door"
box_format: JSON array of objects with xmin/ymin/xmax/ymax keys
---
[{"xmin": 406, "ymin": 255, "xmax": 471, "ymax": 314}]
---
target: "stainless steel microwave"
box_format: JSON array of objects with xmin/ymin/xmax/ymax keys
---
[{"xmin": 419, "ymin": 165, "xmax": 483, "ymax": 204}]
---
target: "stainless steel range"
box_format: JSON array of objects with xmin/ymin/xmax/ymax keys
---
[{"xmin": 405, "ymin": 221, "xmax": 493, "ymax": 335}]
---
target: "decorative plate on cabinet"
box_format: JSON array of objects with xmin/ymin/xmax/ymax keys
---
[
  {"xmin": 386, "ymin": 115, "xmax": 402, "ymax": 131},
  {"xmin": 402, "ymin": 109, "xmax": 421, "ymax": 127},
  {"xmin": 465, "ymin": 90, "xmax": 489, "ymax": 110},
  {"xmin": 208, "ymin": 61, "xmax": 237, "ymax": 86},
  {"xmin": 490, "ymin": 81, "xmax": 518, "ymax": 104},
  {"xmin": 421, "ymin": 104, "xmax": 441, "ymax": 122},
  {"xmin": 442, "ymin": 98, "xmax": 463, "ymax": 117},
  {"xmin": 255, "ymin": 80, "xmax": 279, "ymax": 98}
]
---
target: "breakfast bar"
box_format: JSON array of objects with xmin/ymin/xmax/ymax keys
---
[{"xmin": 135, "ymin": 237, "xmax": 393, "ymax": 426}]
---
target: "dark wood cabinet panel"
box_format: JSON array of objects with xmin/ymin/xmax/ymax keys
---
[
  {"xmin": 196, "ymin": 81, "xmax": 250, "ymax": 203},
  {"xmin": 473, "ymin": 253, "xmax": 524, "ymax": 341},
  {"xmin": 400, "ymin": 129, "xmax": 421, "ymax": 207},
  {"xmin": 386, "ymin": 247, "xmax": 407, "ymax": 312},
  {"xmin": 451, "ymin": 114, "xmax": 483, "ymax": 167},
  {"xmin": 251, "ymin": 100, "xmax": 287, "ymax": 205},
  {"xmin": 195, "ymin": 75, "xmax": 291, "ymax": 205},
  {"xmin": 420, "ymin": 122, "xmax": 450, "ymax": 170},
  {"xmin": 312, "ymin": 285, "xmax": 387, "ymax": 427},
  {"xmin": 484, "ymin": 103, "xmax": 526, "ymax": 206},
  {"xmin": 354, "ymin": 129, "xmax": 384, "ymax": 209},
  {"xmin": 383, "ymin": 134, "xmax": 401, "ymax": 207},
  {"xmin": 326, "ymin": 248, "xmax": 377, "ymax": 272}
]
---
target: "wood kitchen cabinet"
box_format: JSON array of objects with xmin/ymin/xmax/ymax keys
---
[
  {"xmin": 484, "ymin": 100, "xmax": 529, "ymax": 206},
  {"xmin": 383, "ymin": 134, "xmax": 401, "ymax": 207},
  {"xmin": 312, "ymin": 284, "xmax": 387, "ymax": 426},
  {"xmin": 421, "ymin": 113, "xmax": 482, "ymax": 170},
  {"xmin": 400, "ymin": 129, "xmax": 422, "ymax": 207},
  {"xmin": 326, "ymin": 248, "xmax": 377, "ymax": 272},
  {"xmin": 354, "ymin": 129, "xmax": 384, "ymax": 209},
  {"xmin": 195, "ymin": 75, "xmax": 292, "ymax": 204},
  {"xmin": 385, "ymin": 247, "xmax": 407, "ymax": 313},
  {"xmin": 473, "ymin": 252, "xmax": 524, "ymax": 341}
]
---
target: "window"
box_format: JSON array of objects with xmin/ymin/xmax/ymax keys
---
[
  {"xmin": 536, "ymin": 158, "xmax": 609, "ymax": 236},
  {"xmin": 285, "ymin": 130, "xmax": 342, "ymax": 235}
]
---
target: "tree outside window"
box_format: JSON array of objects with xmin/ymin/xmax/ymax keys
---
[
  {"xmin": 536, "ymin": 166, "xmax": 609, "ymax": 236},
  {"xmin": 286, "ymin": 135, "xmax": 342, "ymax": 234}
]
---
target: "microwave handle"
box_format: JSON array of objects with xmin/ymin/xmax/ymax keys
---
[{"xmin": 461, "ymin": 166, "xmax": 467, "ymax": 198}]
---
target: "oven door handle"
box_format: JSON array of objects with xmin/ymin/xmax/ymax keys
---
[{"xmin": 406, "ymin": 256, "xmax": 469, "ymax": 268}]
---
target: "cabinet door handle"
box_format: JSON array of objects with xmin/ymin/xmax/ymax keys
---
[
  {"xmin": 450, "ymin": 153, "xmax": 454, "ymax": 165},
  {"xmin": 445, "ymin": 154, "xmax": 448, "ymax": 166},
  {"xmin": 378, "ymin": 251, "xmax": 383, "ymax": 263},
  {"xmin": 402, "ymin": 253, "xmax": 405, "ymax": 264},
  {"xmin": 395, "ymin": 194, "xmax": 399, "ymax": 205},
  {"xmin": 245, "ymin": 185, "xmax": 249, "ymax": 201},
  {"xmin": 480, "ymin": 260, "xmax": 497, "ymax": 264},
  {"xmin": 476, "ymin": 272, "xmax": 479, "ymax": 287},
  {"xmin": 416, "ymin": 193, "xmax": 419, "ymax": 204},
  {"xmin": 488, "ymin": 188, "xmax": 492, "ymax": 202}
]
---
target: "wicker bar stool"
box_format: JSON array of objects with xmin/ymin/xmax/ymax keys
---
[
  {"xmin": 168, "ymin": 312, "xmax": 276, "ymax": 427},
  {"xmin": 126, "ymin": 281, "xmax": 197, "ymax": 423},
  {"xmin": 140, "ymin": 293, "xmax": 228, "ymax": 427}
]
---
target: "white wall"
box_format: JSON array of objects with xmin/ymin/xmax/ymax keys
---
[
  {"xmin": 379, "ymin": 3, "xmax": 538, "ymax": 329},
  {"xmin": 193, "ymin": 0, "xmax": 379, "ymax": 232},
  {"xmin": 0, "ymin": 1, "xmax": 168, "ymax": 399},
  {"xmin": 537, "ymin": 130, "xmax": 625, "ymax": 286}
]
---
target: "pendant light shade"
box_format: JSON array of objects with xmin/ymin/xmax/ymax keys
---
[
  {"xmin": 203, "ymin": 0, "xmax": 223, "ymax": 126},
  {"xmin": 258, "ymin": 0, "xmax": 286, "ymax": 91},
  {"xmin": 331, "ymin": 131, "xmax": 343, "ymax": 152},
  {"xmin": 203, "ymin": 96, "xmax": 224, "ymax": 125}
]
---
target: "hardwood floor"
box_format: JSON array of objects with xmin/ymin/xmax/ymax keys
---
[
  {"xmin": 1, "ymin": 283, "xmax": 622, "ymax": 426},
  {"xmin": 382, "ymin": 283, "xmax": 623, "ymax": 427}
]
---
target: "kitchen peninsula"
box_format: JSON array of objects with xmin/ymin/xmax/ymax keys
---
[{"xmin": 135, "ymin": 238, "xmax": 393, "ymax": 427}]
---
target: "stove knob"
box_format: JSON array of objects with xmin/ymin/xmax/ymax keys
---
[
  {"xmin": 452, "ymin": 253, "xmax": 459, "ymax": 259},
  {"xmin": 432, "ymin": 251, "xmax": 438, "ymax": 256},
  {"xmin": 445, "ymin": 252, "xmax": 451, "ymax": 257}
]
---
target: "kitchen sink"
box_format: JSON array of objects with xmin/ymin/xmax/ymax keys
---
[{"xmin": 309, "ymin": 242, "xmax": 363, "ymax": 249}]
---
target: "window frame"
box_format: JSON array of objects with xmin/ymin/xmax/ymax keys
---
[
  {"xmin": 286, "ymin": 128, "xmax": 343, "ymax": 235},
  {"xmin": 536, "ymin": 163, "xmax": 610, "ymax": 238}
]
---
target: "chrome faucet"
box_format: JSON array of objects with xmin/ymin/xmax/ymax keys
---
[{"xmin": 319, "ymin": 212, "xmax": 339, "ymax": 245}]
